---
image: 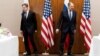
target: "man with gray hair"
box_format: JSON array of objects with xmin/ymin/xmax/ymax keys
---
[{"xmin": 56, "ymin": 2, "xmax": 77, "ymax": 56}]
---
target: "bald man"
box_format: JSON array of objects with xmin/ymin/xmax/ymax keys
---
[{"xmin": 56, "ymin": 2, "xmax": 77, "ymax": 56}]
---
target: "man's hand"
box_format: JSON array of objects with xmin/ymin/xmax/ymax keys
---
[
  {"xmin": 20, "ymin": 31, "xmax": 23, "ymax": 35},
  {"xmin": 35, "ymin": 30, "xmax": 37, "ymax": 32},
  {"xmin": 56, "ymin": 29, "xmax": 59, "ymax": 33},
  {"xmin": 74, "ymin": 29, "xmax": 76, "ymax": 33}
]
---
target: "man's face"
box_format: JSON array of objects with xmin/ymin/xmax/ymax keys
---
[
  {"xmin": 69, "ymin": 4, "xmax": 74, "ymax": 10},
  {"xmin": 22, "ymin": 5, "xmax": 28, "ymax": 12}
]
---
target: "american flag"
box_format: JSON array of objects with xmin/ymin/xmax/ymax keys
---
[
  {"xmin": 41, "ymin": 0, "xmax": 54, "ymax": 48},
  {"xmin": 80, "ymin": 0, "xmax": 92, "ymax": 52}
]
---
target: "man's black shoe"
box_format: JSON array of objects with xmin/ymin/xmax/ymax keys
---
[{"xmin": 67, "ymin": 53, "xmax": 74, "ymax": 56}]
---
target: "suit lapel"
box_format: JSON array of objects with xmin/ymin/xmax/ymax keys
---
[{"xmin": 63, "ymin": 10, "xmax": 70, "ymax": 21}]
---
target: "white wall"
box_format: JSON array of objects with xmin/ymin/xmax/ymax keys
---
[
  {"xmin": 0, "ymin": 0, "xmax": 100, "ymax": 36},
  {"xmin": 91, "ymin": 0, "xmax": 100, "ymax": 35},
  {"xmin": 0, "ymin": 0, "xmax": 23, "ymax": 35}
]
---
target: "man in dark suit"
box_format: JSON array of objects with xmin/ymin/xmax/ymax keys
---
[
  {"xmin": 56, "ymin": 2, "xmax": 77, "ymax": 56},
  {"xmin": 20, "ymin": 3, "xmax": 37, "ymax": 56}
]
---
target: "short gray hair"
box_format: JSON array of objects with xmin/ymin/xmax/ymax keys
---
[{"xmin": 68, "ymin": 2, "xmax": 74, "ymax": 7}]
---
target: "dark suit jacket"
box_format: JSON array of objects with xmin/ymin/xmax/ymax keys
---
[
  {"xmin": 57, "ymin": 10, "xmax": 77, "ymax": 32},
  {"xmin": 20, "ymin": 10, "xmax": 37, "ymax": 33}
]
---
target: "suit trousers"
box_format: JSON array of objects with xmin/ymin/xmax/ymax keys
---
[
  {"xmin": 23, "ymin": 30, "xmax": 37, "ymax": 54},
  {"xmin": 59, "ymin": 28, "xmax": 74, "ymax": 54}
]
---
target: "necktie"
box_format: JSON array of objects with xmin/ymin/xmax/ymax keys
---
[
  {"xmin": 70, "ymin": 10, "xmax": 72, "ymax": 20},
  {"xmin": 24, "ymin": 12, "xmax": 27, "ymax": 19}
]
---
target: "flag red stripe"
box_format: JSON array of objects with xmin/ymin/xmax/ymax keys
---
[
  {"xmin": 49, "ymin": 16, "xmax": 53, "ymax": 34},
  {"xmin": 42, "ymin": 19, "xmax": 48, "ymax": 30},
  {"xmin": 85, "ymin": 33, "xmax": 91, "ymax": 43},
  {"xmin": 87, "ymin": 19, "xmax": 92, "ymax": 34},
  {"xmin": 84, "ymin": 38, "xmax": 90, "ymax": 52},
  {"xmin": 47, "ymin": 18, "xmax": 53, "ymax": 46},
  {"xmin": 41, "ymin": 35, "xmax": 50, "ymax": 48},
  {"xmin": 41, "ymin": 27, "xmax": 48, "ymax": 38},
  {"xmin": 86, "ymin": 24, "xmax": 92, "ymax": 35},
  {"xmin": 82, "ymin": 15, "xmax": 86, "ymax": 22},
  {"xmin": 88, "ymin": 19, "xmax": 91, "ymax": 24},
  {"xmin": 80, "ymin": 15, "xmax": 86, "ymax": 34},
  {"xmin": 47, "ymin": 17, "xmax": 53, "ymax": 37},
  {"xmin": 81, "ymin": 16, "xmax": 86, "ymax": 28}
]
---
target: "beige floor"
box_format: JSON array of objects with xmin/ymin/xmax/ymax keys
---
[{"xmin": 19, "ymin": 54, "xmax": 88, "ymax": 56}]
